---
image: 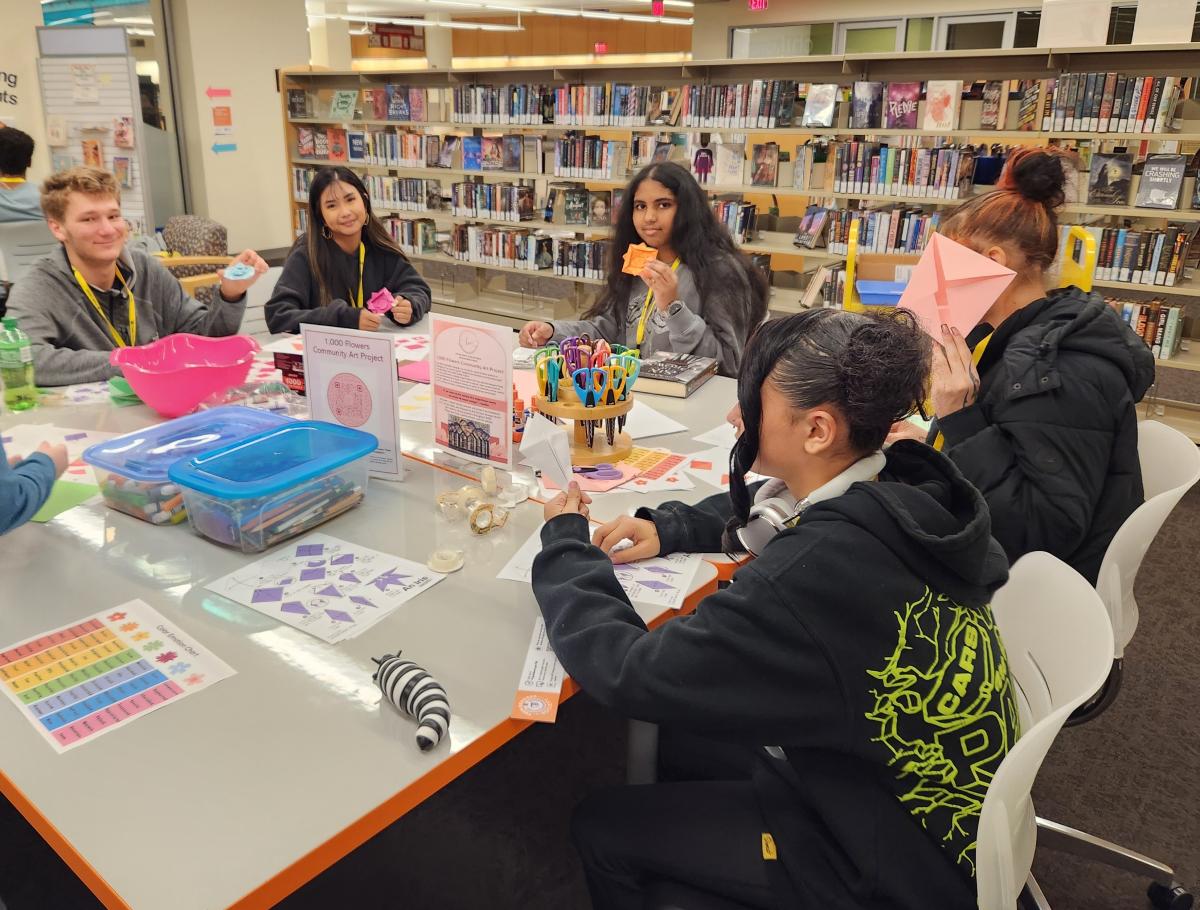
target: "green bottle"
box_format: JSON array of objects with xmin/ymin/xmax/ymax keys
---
[{"xmin": 0, "ymin": 317, "xmax": 37, "ymax": 412}]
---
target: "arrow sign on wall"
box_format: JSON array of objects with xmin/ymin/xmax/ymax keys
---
[
  {"xmin": 212, "ymin": 142, "xmax": 237, "ymax": 154},
  {"xmin": 205, "ymin": 86, "xmax": 231, "ymax": 99}
]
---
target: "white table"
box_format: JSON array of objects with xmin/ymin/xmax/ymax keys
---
[{"xmin": 0, "ymin": 339, "xmax": 738, "ymax": 910}]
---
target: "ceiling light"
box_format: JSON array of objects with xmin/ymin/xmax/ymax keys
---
[{"xmin": 309, "ymin": 12, "xmax": 523, "ymax": 31}]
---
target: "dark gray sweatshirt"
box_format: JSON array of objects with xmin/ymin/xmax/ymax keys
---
[{"xmin": 5, "ymin": 245, "xmax": 247, "ymax": 386}]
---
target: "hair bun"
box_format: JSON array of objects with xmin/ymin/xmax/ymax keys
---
[{"xmin": 996, "ymin": 148, "xmax": 1066, "ymax": 208}]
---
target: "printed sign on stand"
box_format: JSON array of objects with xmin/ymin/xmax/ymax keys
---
[
  {"xmin": 302, "ymin": 324, "xmax": 404, "ymax": 481},
  {"xmin": 429, "ymin": 314, "xmax": 514, "ymax": 469}
]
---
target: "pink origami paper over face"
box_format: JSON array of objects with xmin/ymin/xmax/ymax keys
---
[
  {"xmin": 897, "ymin": 232, "xmax": 1016, "ymax": 340},
  {"xmin": 366, "ymin": 288, "xmax": 395, "ymax": 314}
]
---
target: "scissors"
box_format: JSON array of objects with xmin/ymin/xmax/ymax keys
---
[
  {"xmin": 573, "ymin": 364, "xmax": 627, "ymax": 409},
  {"xmin": 536, "ymin": 354, "xmax": 565, "ymax": 402},
  {"xmin": 590, "ymin": 339, "xmax": 612, "ymax": 364},
  {"xmin": 610, "ymin": 353, "xmax": 640, "ymax": 398},
  {"xmin": 574, "ymin": 463, "xmax": 623, "ymax": 481},
  {"xmin": 534, "ymin": 343, "xmax": 559, "ymax": 361},
  {"xmin": 561, "ymin": 338, "xmax": 592, "ymax": 374}
]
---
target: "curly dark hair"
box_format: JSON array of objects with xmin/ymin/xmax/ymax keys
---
[
  {"xmin": 585, "ymin": 161, "xmax": 767, "ymax": 345},
  {"xmin": 724, "ymin": 308, "xmax": 931, "ymax": 551},
  {"xmin": 0, "ymin": 127, "xmax": 34, "ymax": 177}
]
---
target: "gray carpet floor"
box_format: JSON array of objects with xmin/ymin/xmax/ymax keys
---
[{"xmin": 3, "ymin": 486, "xmax": 1197, "ymax": 910}]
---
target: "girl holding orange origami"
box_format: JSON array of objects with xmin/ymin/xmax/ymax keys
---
[{"xmin": 518, "ymin": 162, "xmax": 768, "ymax": 376}]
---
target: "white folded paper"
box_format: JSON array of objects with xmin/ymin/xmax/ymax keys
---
[{"xmin": 519, "ymin": 413, "xmax": 573, "ymax": 491}]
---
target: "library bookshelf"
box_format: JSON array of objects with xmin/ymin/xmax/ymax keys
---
[{"xmin": 278, "ymin": 43, "xmax": 1200, "ymax": 437}]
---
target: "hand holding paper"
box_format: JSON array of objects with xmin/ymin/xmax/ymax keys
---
[
  {"xmin": 519, "ymin": 414, "xmax": 573, "ymax": 491},
  {"xmin": 366, "ymin": 288, "xmax": 395, "ymax": 314},
  {"xmin": 897, "ymin": 233, "xmax": 1016, "ymax": 340}
]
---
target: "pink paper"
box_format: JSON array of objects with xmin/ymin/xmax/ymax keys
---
[
  {"xmin": 897, "ymin": 233, "xmax": 1016, "ymax": 340},
  {"xmin": 397, "ymin": 360, "xmax": 430, "ymax": 384},
  {"xmin": 366, "ymin": 288, "xmax": 394, "ymax": 314},
  {"xmin": 541, "ymin": 462, "xmax": 642, "ymax": 493}
]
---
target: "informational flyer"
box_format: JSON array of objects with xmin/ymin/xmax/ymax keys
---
[
  {"xmin": 430, "ymin": 314, "xmax": 514, "ymax": 469},
  {"xmin": 511, "ymin": 617, "xmax": 565, "ymax": 724},
  {"xmin": 0, "ymin": 600, "xmax": 235, "ymax": 753},
  {"xmin": 302, "ymin": 324, "xmax": 404, "ymax": 481}
]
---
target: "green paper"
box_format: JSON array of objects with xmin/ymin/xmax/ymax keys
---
[{"xmin": 31, "ymin": 480, "xmax": 100, "ymax": 523}]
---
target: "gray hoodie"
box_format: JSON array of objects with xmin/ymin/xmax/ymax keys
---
[{"xmin": 5, "ymin": 245, "xmax": 246, "ymax": 386}]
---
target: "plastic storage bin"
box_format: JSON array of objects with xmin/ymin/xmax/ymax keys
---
[
  {"xmin": 82, "ymin": 406, "xmax": 290, "ymax": 524},
  {"xmin": 168, "ymin": 421, "xmax": 377, "ymax": 552},
  {"xmin": 854, "ymin": 280, "xmax": 906, "ymax": 306}
]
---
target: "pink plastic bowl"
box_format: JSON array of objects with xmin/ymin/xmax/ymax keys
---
[{"xmin": 110, "ymin": 334, "xmax": 261, "ymax": 418}]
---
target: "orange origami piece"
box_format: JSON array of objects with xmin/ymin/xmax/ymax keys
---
[
  {"xmin": 622, "ymin": 242, "xmax": 658, "ymax": 276},
  {"xmin": 897, "ymin": 232, "xmax": 1017, "ymax": 341}
]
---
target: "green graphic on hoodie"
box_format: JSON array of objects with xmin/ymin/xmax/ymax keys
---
[{"xmin": 866, "ymin": 587, "xmax": 1020, "ymax": 876}]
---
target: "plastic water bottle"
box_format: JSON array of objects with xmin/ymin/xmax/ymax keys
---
[{"xmin": 0, "ymin": 317, "xmax": 37, "ymax": 411}]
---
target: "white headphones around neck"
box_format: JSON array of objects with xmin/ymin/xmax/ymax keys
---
[{"xmin": 736, "ymin": 451, "xmax": 887, "ymax": 556}]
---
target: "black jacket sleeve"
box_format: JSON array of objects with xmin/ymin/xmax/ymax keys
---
[
  {"xmin": 383, "ymin": 255, "xmax": 432, "ymax": 327},
  {"xmin": 634, "ymin": 480, "xmax": 766, "ymax": 555},
  {"xmin": 532, "ymin": 513, "xmax": 849, "ymax": 745},
  {"xmin": 265, "ymin": 246, "xmax": 360, "ymax": 334},
  {"xmin": 937, "ymin": 357, "xmax": 1115, "ymax": 564}
]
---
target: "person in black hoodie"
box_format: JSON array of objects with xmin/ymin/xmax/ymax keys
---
[
  {"xmin": 532, "ymin": 309, "xmax": 1018, "ymax": 910},
  {"xmin": 265, "ymin": 166, "xmax": 431, "ymax": 334},
  {"xmin": 889, "ymin": 148, "xmax": 1155, "ymax": 584}
]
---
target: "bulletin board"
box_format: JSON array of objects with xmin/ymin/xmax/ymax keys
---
[{"xmin": 36, "ymin": 27, "xmax": 153, "ymax": 234}]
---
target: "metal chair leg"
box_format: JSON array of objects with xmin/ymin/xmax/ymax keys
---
[
  {"xmin": 1036, "ymin": 816, "xmax": 1175, "ymax": 881},
  {"xmin": 1020, "ymin": 874, "xmax": 1052, "ymax": 910}
]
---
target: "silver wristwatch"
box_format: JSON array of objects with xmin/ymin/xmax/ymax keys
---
[{"xmin": 653, "ymin": 299, "xmax": 685, "ymax": 328}]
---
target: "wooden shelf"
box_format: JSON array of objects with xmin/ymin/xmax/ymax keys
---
[
  {"xmin": 1157, "ymin": 345, "xmax": 1200, "ymax": 373},
  {"xmin": 1062, "ymin": 203, "xmax": 1200, "ymax": 221},
  {"xmin": 1093, "ymin": 278, "xmax": 1200, "ymax": 298},
  {"xmin": 1144, "ymin": 398, "xmax": 1200, "ymax": 443}
]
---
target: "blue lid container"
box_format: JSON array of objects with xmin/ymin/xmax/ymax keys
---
[
  {"xmin": 855, "ymin": 279, "xmax": 907, "ymax": 307},
  {"xmin": 167, "ymin": 421, "xmax": 378, "ymax": 500},
  {"xmin": 82, "ymin": 406, "xmax": 291, "ymax": 482}
]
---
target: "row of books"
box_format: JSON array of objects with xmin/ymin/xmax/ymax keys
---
[
  {"xmin": 449, "ymin": 182, "xmax": 536, "ymax": 222},
  {"xmin": 1078, "ymin": 224, "xmax": 1196, "ymax": 287},
  {"xmin": 287, "ymin": 86, "xmax": 446, "ymax": 123},
  {"xmin": 295, "ymin": 127, "xmax": 548, "ymax": 174},
  {"xmin": 548, "ymin": 186, "xmax": 619, "ymax": 226},
  {"xmin": 831, "ymin": 142, "xmax": 976, "ymax": 199},
  {"xmin": 711, "ymin": 199, "xmax": 758, "ymax": 244},
  {"xmin": 821, "ymin": 208, "xmax": 942, "ymax": 257},
  {"xmin": 385, "ymin": 217, "xmax": 440, "ymax": 257},
  {"xmin": 364, "ymin": 176, "xmax": 441, "ymax": 213},
  {"xmin": 1107, "ymin": 297, "xmax": 1189, "ymax": 360},
  {"xmin": 448, "ymin": 83, "xmax": 684, "ymax": 127},
  {"xmin": 683, "ymin": 81, "xmax": 801, "ymax": 130},
  {"xmin": 449, "ymin": 224, "xmax": 553, "ymax": 271},
  {"xmin": 553, "ymin": 239, "xmax": 609, "ymax": 280},
  {"xmin": 1086, "ymin": 152, "xmax": 1198, "ymax": 210},
  {"xmin": 552, "ymin": 135, "xmax": 630, "ymax": 180},
  {"xmin": 1036, "ymin": 73, "xmax": 1188, "ymax": 134}
]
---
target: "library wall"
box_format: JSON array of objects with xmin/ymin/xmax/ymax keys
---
[
  {"xmin": 692, "ymin": 0, "xmax": 1020, "ymax": 58},
  {"xmin": 169, "ymin": 0, "xmax": 308, "ymax": 251},
  {"xmin": 451, "ymin": 17, "xmax": 691, "ymax": 59}
]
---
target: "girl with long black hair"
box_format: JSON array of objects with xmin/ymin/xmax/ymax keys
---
[
  {"xmin": 518, "ymin": 161, "xmax": 768, "ymax": 376},
  {"xmin": 265, "ymin": 166, "xmax": 431, "ymax": 333},
  {"xmin": 532, "ymin": 309, "xmax": 1017, "ymax": 910}
]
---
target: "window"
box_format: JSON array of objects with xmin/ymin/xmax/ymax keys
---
[
  {"xmin": 1194, "ymin": 0, "xmax": 1200, "ymax": 41},
  {"xmin": 731, "ymin": 23, "xmax": 834, "ymax": 58},
  {"xmin": 1014, "ymin": 10, "xmax": 1041, "ymax": 47},
  {"xmin": 1107, "ymin": 5, "xmax": 1137, "ymax": 44},
  {"xmin": 836, "ymin": 19, "xmax": 904, "ymax": 53},
  {"xmin": 905, "ymin": 18, "xmax": 934, "ymax": 51},
  {"xmin": 935, "ymin": 13, "xmax": 1016, "ymax": 50}
]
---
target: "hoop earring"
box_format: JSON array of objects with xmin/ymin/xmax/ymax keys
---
[{"xmin": 321, "ymin": 225, "xmax": 333, "ymax": 240}]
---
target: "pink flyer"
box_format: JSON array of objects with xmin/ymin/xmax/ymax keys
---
[{"xmin": 430, "ymin": 314, "xmax": 515, "ymax": 469}]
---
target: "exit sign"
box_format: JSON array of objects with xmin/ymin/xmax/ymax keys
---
[{"xmin": 748, "ymin": 0, "xmax": 768, "ymax": 8}]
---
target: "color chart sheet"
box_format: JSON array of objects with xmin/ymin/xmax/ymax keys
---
[{"xmin": 0, "ymin": 600, "xmax": 234, "ymax": 753}]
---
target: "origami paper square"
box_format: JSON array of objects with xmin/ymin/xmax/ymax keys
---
[
  {"xmin": 897, "ymin": 233, "xmax": 1016, "ymax": 341},
  {"xmin": 621, "ymin": 242, "xmax": 658, "ymax": 276}
]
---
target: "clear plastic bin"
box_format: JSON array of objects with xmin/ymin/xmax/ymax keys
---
[
  {"xmin": 81, "ymin": 406, "xmax": 290, "ymax": 524},
  {"xmin": 167, "ymin": 421, "xmax": 377, "ymax": 552}
]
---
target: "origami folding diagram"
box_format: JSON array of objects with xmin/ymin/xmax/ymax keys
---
[{"xmin": 897, "ymin": 232, "xmax": 1016, "ymax": 340}]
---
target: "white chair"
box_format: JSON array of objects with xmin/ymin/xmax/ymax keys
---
[
  {"xmin": 976, "ymin": 552, "xmax": 1115, "ymax": 910},
  {"xmin": 1032, "ymin": 420, "xmax": 1200, "ymax": 910},
  {"xmin": 240, "ymin": 266, "xmax": 281, "ymax": 341},
  {"xmin": 0, "ymin": 220, "xmax": 57, "ymax": 283}
]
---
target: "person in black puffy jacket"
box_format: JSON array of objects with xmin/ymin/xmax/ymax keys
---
[
  {"xmin": 889, "ymin": 148, "xmax": 1155, "ymax": 583},
  {"xmin": 534, "ymin": 310, "xmax": 1017, "ymax": 910}
]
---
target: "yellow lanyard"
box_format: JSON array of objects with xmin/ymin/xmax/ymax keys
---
[
  {"xmin": 933, "ymin": 332, "xmax": 993, "ymax": 451},
  {"xmin": 352, "ymin": 242, "xmax": 365, "ymax": 308},
  {"xmin": 0, "ymin": 177, "xmax": 25, "ymax": 185},
  {"xmin": 635, "ymin": 257, "xmax": 682, "ymax": 347},
  {"xmin": 73, "ymin": 267, "xmax": 136, "ymax": 348}
]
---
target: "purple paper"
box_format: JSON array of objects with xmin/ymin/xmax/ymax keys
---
[
  {"xmin": 372, "ymin": 570, "xmax": 410, "ymax": 592},
  {"xmin": 252, "ymin": 587, "xmax": 284, "ymax": 603},
  {"xmin": 339, "ymin": 572, "xmax": 362, "ymax": 583},
  {"xmin": 350, "ymin": 595, "xmax": 377, "ymax": 607},
  {"xmin": 638, "ymin": 566, "xmax": 679, "ymax": 575},
  {"xmin": 331, "ymin": 554, "xmax": 355, "ymax": 565},
  {"xmin": 326, "ymin": 609, "xmax": 354, "ymax": 623},
  {"xmin": 281, "ymin": 601, "xmax": 309, "ymax": 615},
  {"xmin": 638, "ymin": 580, "xmax": 675, "ymax": 591},
  {"xmin": 316, "ymin": 584, "xmax": 342, "ymax": 597},
  {"xmin": 300, "ymin": 568, "xmax": 326, "ymax": 582},
  {"xmin": 65, "ymin": 432, "xmax": 88, "ymax": 441},
  {"xmin": 296, "ymin": 544, "xmax": 324, "ymax": 557}
]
